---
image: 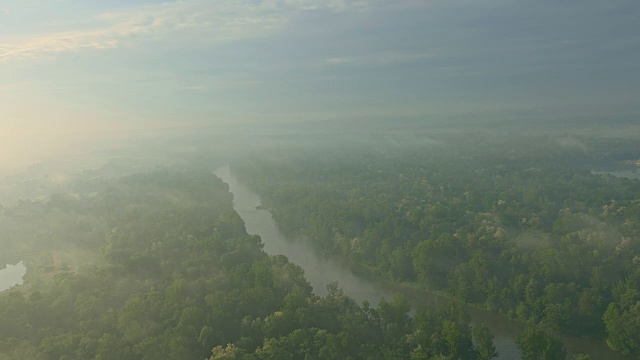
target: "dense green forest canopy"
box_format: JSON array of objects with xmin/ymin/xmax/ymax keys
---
[
  {"xmin": 0, "ymin": 169, "xmax": 512, "ymax": 360},
  {"xmin": 231, "ymin": 126, "xmax": 640, "ymax": 357}
]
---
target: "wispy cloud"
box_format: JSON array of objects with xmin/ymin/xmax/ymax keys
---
[
  {"xmin": 0, "ymin": 82, "xmax": 83, "ymax": 94},
  {"xmin": 0, "ymin": 29, "xmax": 123, "ymax": 61},
  {"xmin": 178, "ymin": 85, "xmax": 211, "ymax": 92},
  {"xmin": 0, "ymin": 0, "xmax": 368, "ymax": 62},
  {"xmin": 0, "ymin": 83, "xmax": 27, "ymax": 92},
  {"xmin": 177, "ymin": 78, "xmax": 257, "ymax": 92},
  {"xmin": 325, "ymin": 52, "xmax": 433, "ymax": 66},
  {"xmin": 326, "ymin": 57, "xmax": 356, "ymax": 64}
]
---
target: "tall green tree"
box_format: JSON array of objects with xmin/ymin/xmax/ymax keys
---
[
  {"xmin": 516, "ymin": 326, "xmax": 566, "ymax": 360},
  {"xmin": 473, "ymin": 324, "xmax": 498, "ymax": 360}
]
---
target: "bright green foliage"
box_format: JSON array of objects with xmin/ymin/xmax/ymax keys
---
[
  {"xmin": 603, "ymin": 302, "xmax": 640, "ymax": 357},
  {"xmin": 516, "ymin": 326, "xmax": 566, "ymax": 360},
  {"xmin": 601, "ymin": 267, "xmax": 640, "ymax": 357},
  {"xmin": 413, "ymin": 303, "xmax": 479, "ymax": 360},
  {"xmin": 473, "ymin": 324, "xmax": 498, "ymax": 360}
]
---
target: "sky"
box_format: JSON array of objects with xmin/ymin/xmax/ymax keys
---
[{"xmin": 1, "ymin": 0, "xmax": 639, "ymax": 171}]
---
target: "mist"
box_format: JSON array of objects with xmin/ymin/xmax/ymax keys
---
[{"xmin": 2, "ymin": 0, "xmax": 640, "ymax": 359}]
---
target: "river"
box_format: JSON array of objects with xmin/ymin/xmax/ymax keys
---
[
  {"xmin": 216, "ymin": 166, "xmax": 630, "ymax": 360},
  {"xmin": 0, "ymin": 261, "xmax": 26, "ymax": 292}
]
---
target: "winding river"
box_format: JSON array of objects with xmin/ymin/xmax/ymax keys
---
[{"xmin": 216, "ymin": 166, "xmax": 629, "ymax": 360}]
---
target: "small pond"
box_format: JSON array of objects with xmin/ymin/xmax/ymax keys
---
[{"xmin": 0, "ymin": 261, "xmax": 26, "ymax": 292}]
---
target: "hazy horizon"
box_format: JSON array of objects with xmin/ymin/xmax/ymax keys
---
[{"xmin": 2, "ymin": 0, "xmax": 640, "ymax": 174}]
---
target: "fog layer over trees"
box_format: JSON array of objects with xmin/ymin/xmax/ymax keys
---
[{"xmin": 1, "ymin": 121, "xmax": 638, "ymax": 359}]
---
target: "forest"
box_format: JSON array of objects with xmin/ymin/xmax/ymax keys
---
[
  {"xmin": 1, "ymin": 168, "xmax": 560, "ymax": 360},
  {"xmin": 3, "ymin": 0, "xmax": 638, "ymax": 358},
  {"xmin": 0, "ymin": 123, "xmax": 636, "ymax": 359},
  {"xmin": 231, "ymin": 125, "xmax": 640, "ymax": 358}
]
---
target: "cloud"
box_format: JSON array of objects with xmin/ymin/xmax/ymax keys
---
[
  {"xmin": 177, "ymin": 78, "xmax": 257, "ymax": 92},
  {"xmin": 178, "ymin": 85, "xmax": 211, "ymax": 92},
  {"xmin": 0, "ymin": 84, "xmax": 26, "ymax": 92},
  {"xmin": 0, "ymin": 81, "xmax": 83, "ymax": 95},
  {"xmin": 0, "ymin": 0, "xmax": 369, "ymax": 62},
  {"xmin": 324, "ymin": 52, "xmax": 433, "ymax": 66},
  {"xmin": 326, "ymin": 57, "xmax": 356, "ymax": 64},
  {"xmin": 0, "ymin": 30, "xmax": 123, "ymax": 61}
]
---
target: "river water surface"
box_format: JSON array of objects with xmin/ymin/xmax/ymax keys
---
[{"xmin": 216, "ymin": 166, "xmax": 629, "ymax": 360}]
